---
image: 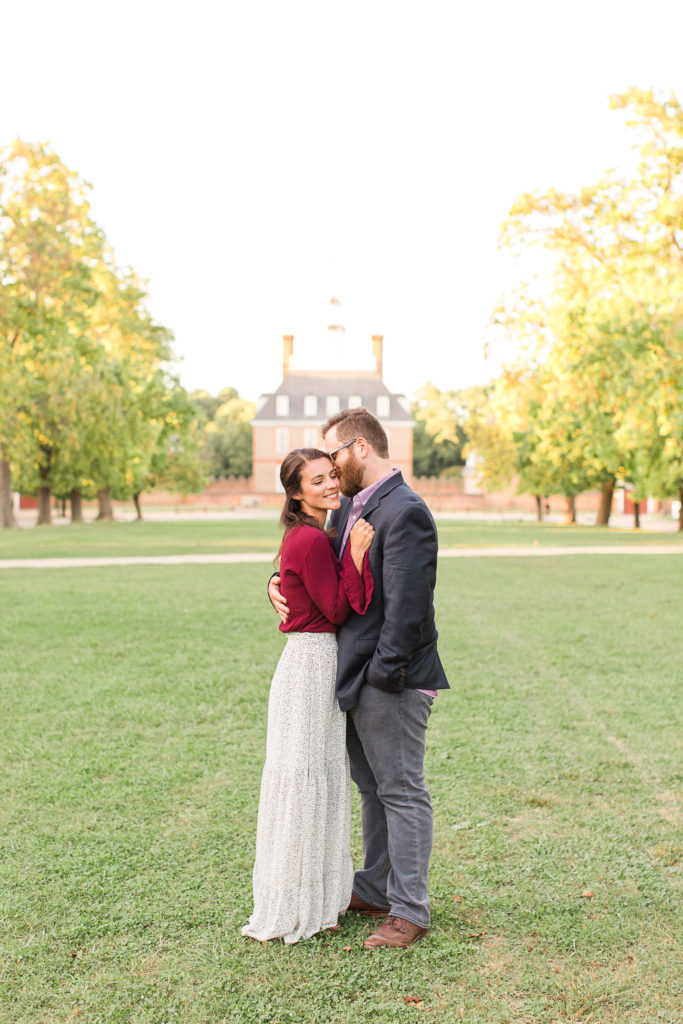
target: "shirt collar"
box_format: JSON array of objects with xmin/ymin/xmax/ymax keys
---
[{"xmin": 352, "ymin": 468, "xmax": 400, "ymax": 511}]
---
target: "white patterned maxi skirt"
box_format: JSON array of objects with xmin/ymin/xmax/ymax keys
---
[{"xmin": 242, "ymin": 632, "xmax": 354, "ymax": 943}]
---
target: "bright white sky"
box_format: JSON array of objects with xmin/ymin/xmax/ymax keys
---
[{"xmin": 3, "ymin": 0, "xmax": 683, "ymax": 402}]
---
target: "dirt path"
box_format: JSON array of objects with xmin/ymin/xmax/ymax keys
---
[{"xmin": 1, "ymin": 544, "xmax": 682, "ymax": 570}]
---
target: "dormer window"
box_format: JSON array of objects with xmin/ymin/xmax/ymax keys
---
[
  {"xmin": 376, "ymin": 395, "xmax": 391, "ymax": 418},
  {"xmin": 304, "ymin": 394, "xmax": 318, "ymax": 417},
  {"xmin": 348, "ymin": 394, "xmax": 362, "ymax": 409},
  {"xmin": 275, "ymin": 395, "xmax": 289, "ymax": 417},
  {"xmin": 326, "ymin": 395, "xmax": 340, "ymax": 416}
]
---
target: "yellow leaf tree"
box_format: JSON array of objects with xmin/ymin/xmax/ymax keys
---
[{"xmin": 498, "ymin": 88, "xmax": 683, "ymax": 527}]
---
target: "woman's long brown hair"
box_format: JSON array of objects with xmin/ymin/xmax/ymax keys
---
[{"xmin": 275, "ymin": 448, "xmax": 337, "ymax": 566}]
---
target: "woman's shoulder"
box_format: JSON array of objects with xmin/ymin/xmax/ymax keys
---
[{"xmin": 283, "ymin": 523, "xmax": 331, "ymax": 552}]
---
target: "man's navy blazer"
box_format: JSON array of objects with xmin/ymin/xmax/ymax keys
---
[{"xmin": 329, "ymin": 472, "xmax": 449, "ymax": 712}]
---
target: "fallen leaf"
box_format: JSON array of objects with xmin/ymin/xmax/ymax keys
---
[
  {"xmin": 581, "ymin": 889, "xmax": 594, "ymax": 899},
  {"xmin": 343, "ymin": 945, "xmax": 351, "ymax": 952},
  {"xmin": 404, "ymin": 996, "xmax": 424, "ymax": 1004},
  {"xmin": 453, "ymin": 894, "xmax": 463, "ymax": 903}
]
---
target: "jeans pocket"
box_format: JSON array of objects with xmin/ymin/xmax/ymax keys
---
[{"xmin": 414, "ymin": 691, "xmax": 433, "ymax": 728}]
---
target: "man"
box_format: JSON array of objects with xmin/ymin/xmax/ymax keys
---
[{"xmin": 269, "ymin": 407, "xmax": 449, "ymax": 948}]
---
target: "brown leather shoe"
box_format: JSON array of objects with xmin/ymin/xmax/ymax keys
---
[
  {"xmin": 363, "ymin": 915, "xmax": 429, "ymax": 949},
  {"xmin": 347, "ymin": 892, "xmax": 389, "ymax": 917}
]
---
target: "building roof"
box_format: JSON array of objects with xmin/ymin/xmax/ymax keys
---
[{"xmin": 252, "ymin": 371, "xmax": 414, "ymax": 424}]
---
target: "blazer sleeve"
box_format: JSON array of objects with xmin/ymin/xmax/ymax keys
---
[
  {"xmin": 300, "ymin": 531, "xmax": 372, "ymax": 624},
  {"xmin": 364, "ymin": 503, "xmax": 438, "ymax": 692}
]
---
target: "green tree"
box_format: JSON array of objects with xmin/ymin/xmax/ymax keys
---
[
  {"xmin": 201, "ymin": 391, "xmax": 254, "ymax": 479},
  {"xmin": 128, "ymin": 378, "xmax": 208, "ymax": 518},
  {"xmin": 0, "ymin": 140, "xmax": 104, "ymax": 525},
  {"xmin": 84, "ymin": 263, "xmax": 174, "ymax": 519},
  {"xmin": 411, "ymin": 383, "xmax": 466, "ymax": 478},
  {"xmin": 0, "ymin": 141, "xmax": 178, "ymax": 527},
  {"xmin": 461, "ymin": 367, "xmax": 542, "ymax": 505}
]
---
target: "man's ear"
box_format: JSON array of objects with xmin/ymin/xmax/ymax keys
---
[{"xmin": 355, "ymin": 436, "xmax": 370, "ymax": 459}]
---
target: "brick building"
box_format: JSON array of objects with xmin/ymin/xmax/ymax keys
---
[{"xmin": 251, "ymin": 334, "xmax": 414, "ymax": 494}]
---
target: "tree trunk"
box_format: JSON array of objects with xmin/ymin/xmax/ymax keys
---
[
  {"xmin": 565, "ymin": 494, "xmax": 576, "ymax": 524},
  {"xmin": 0, "ymin": 459, "xmax": 18, "ymax": 529},
  {"xmin": 535, "ymin": 495, "xmax": 543, "ymax": 522},
  {"xmin": 596, "ymin": 479, "xmax": 615, "ymax": 526},
  {"xmin": 679, "ymin": 488, "xmax": 683, "ymax": 532},
  {"xmin": 70, "ymin": 489, "xmax": 84, "ymax": 523},
  {"xmin": 37, "ymin": 487, "xmax": 52, "ymax": 526},
  {"xmin": 133, "ymin": 492, "xmax": 143, "ymax": 520},
  {"xmin": 633, "ymin": 501, "xmax": 641, "ymax": 529},
  {"xmin": 96, "ymin": 488, "xmax": 114, "ymax": 520}
]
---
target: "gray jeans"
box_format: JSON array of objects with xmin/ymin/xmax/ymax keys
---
[{"xmin": 346, "ymin": 685, "xmax": 433, "ymax": 929}]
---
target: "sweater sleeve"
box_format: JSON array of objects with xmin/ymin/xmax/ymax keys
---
[
  {"xmin": 299, "ymin": 530, "xmax": 371, "ymax": 624},
  {"xmin": 340, "ymin": 544, "xmax": 374, "ymax": 614}
]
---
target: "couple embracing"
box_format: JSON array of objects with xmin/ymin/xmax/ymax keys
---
[{"xmin": 242, "ymin": 406, "xmax": 449, "ymax": 948}]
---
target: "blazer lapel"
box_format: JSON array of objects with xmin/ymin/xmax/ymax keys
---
[
  {"xmin": 330, "ymin": 499, "xmax": 352, "ymax": 557},
  {"xmin": 334, "ymin": 472, "xmax": 404, "ymax": 555},
  {"xmin": 356, "ymin": 470, "xmax": 404, "ymax": 521}
]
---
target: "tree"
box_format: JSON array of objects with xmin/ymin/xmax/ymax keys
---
[
  {"xmin": 461, "ymin": 367, "xmax": 546, "ymax": 516},
  {"xmin": 411, "ymin": 383, "xmax": 466, "ymax": 478},
  {"xmin": 498, "ymin": 88, "xmax": 683, "ymax": 526},
  {"xmin": 0, "ymin": 141, "xmax": 179, "ymax": 527},
  {"xmin": 83, "ymin": 262, "xmax": 174, "ymax": 519},
  {"xmin": 0, "ymin": 140, "xmax": 104, "ymax": 525},
  {"xmin": 202, "ymin": 391, "xmax": 254, "ymax": 478},
  {"xmin": 128, "ymin": 377, "xmax": 208, "ymax": 518}
]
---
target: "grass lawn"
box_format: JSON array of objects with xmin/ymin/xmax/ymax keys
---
[
  {"xmin": 1, "ymin": 517, "xmax": 681, "ymax": 561},
  {"xmin": 1, "ymin": 553, "xmax": 681, "ymax": 1023}
]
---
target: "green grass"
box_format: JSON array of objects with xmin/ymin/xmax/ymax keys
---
[
  {"xmin": 0, "ymin": 519, "xmax": 282, "ymax": 559},
  {"xmin": 1, "ymin": 517, "xmax": 681, "ymax": 561},
  {"xmin": 434, "ymin": 518, "xmax": 682, "ymax": 548},
  {"xmin": 1, "ymin": 551, "xmax": 681, "ymax": 1023}
]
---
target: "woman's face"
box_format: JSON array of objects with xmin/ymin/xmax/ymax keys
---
[{"xmin": 295, "ymin": 457, "xmax": 341, "ymax": 521}]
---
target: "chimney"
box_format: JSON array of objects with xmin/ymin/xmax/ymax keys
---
[
  {"xmin": 283, "ymin": 335, "xmax": 293, "ymax": 378},
  {"xmin": 372, "ymin": 335, "xmax": 383, "ymax": 378}
]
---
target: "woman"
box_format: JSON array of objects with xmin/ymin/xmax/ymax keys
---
[{"xmin": 242, "ymin": 448, "xmax": 374, "ymax": 944}]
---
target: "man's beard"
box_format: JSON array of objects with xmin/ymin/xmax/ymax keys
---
[{"xmin": 337, "ymin": 452, "xmax": 365, "ymax": 497}]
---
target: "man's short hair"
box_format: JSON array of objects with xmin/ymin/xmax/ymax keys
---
[{"xmin": 322, "ymin": 407, "xmax": 389, "ymax": 458}]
